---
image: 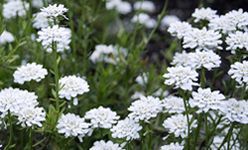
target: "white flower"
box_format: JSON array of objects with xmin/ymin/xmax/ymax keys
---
[
  {"xmin": 16, "ymin": 107, "xmax": 46, "ymax": 127},
  {"xmin": 128, "ymin": 96, "xmax": 163, "ymax": 122},
  {"xmin": 152, "ymin": 88, "xmax": 169, "ymax": 98},
  {"xmin": 90, "ymin": 140, "xmax": 123, "ymax": 150},
  {"xmin": 3, "ymin": 0, "xmax": 29, "ymax": 19},
  {"xmin": 171, "ymin": 51, "xmax": 193, "ymax": 68},
  {"xmin": 228, "ymin": 61, "xmax": 248, "ymax": 86},
  {"xmin": 106, "ymin": 0, "xmax": 132, "ymax": 15},
  {"xmin": 192, "ymin": 7, "xmax": 218, "ymax": 22},
  {"xmin": 160, "ymin": 15, "xmax": 180, "ymax": 28},
  {"xmin": 163, "ymin": 66, "xmax": 199, "ymax": 91},
  {"xmin": 131, "ymin": 91, "xmax": 145, "ymax": 100},
  {"xmin": 135, "ymin": 72, "xmax": 148, "ymax": 86},
  {"xmin": 0, "ymin": 88, "xmax": 38, "ymax": 117},
  {"xmin": 32, "ymin": 0, "xmax": 51, "ymax": 8},
  {"xmin": 162, "ymin": 114, "xmax": 197, "ymax": 138},
  {"xmin": 40, "ymin": 4, "xmax": 68, "ymax": 18},
  {"xmin": 84, "ymin": 106, "xmax": 120, "ymax": 129},
  {"xmin": 183, "ymin": 28, "xmax": 222, "ymax": 51},
  {"xmin": 0, "ymin": 30, "xmax": 14, "ymax": 44},
  {"xmin": 226, "ymin": 31, "xmax": 248, "ymax": 54},
  {"xmin": 131, "ymin": 13, "xmax": 156, "ymax": 28},
  {"xmin": 189, "ymin": 88, "xmax": 225, "ymax": 113},
  {"xmin": 90, "ymin": 44, "xmax": 127, "ymax": 64},
  {"xmin": 111, "ymin": 117, "xmax": 142, "ymax": 140},
  {"xmin": 13, "ymin": 63, "xmax": 48, "ymax": 84},
  {"xmin": 33, "ymin": 12, "xmax": 51, "ymax": 29},
  {"xmin": 160, "ymin": 142, "xmax": 184, "ymax": 150},
  {"xmin": 219, "ymin": 99, "xmax": 248, "ymax": 124},
  {"xmin": 162, "ymin": 96, "xmax": 185, "ymax": 114},
  {"xmin": 59, "ymin": 75, "xmax": 90, "ymax": 100},
  {"xmin": 133, "ymin": 1, "xmax": 155, "ymax": 13},
  {"xmin": 168, "ymin": 21, "xmax": 193, "ymax": 39},
  {"xmin": 57, "ymin": 113, "xmax": 92, "ymax": 142},
  {"xmin": 37, "ymin": 25, "xmax": 71, "ymax": 52}
]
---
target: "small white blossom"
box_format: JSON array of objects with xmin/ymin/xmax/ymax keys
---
[
  {"xmin": 131, "ymin": 13, "xmax": 156, "ymax": 28},
  {"xmin": 33, "ymin": 12, "xmax": 51, "ymax": 29},
  {"xmin": 192, "ymin": 7, "xmax": 218, "ymax": 22},
  {"xmin": 162, "ymin": 96, "xmax": 185, "ymax": 114},
  {"xmin": 13, "ymin": 63, "xmax": 48, "ymax": 84},
  {"xmin": 3, "ymin": 0, "xmax": 29, "ymax": 19},
  {"xmin": 168, "ymin": 22, "xmax": 193, "ymax": 39},
  {"xmin": 128, "ymin": 96, "xmax": 163, "ymax": 122},
  {"xmin": 90, "ymin": 140, "xmax": 123, "ymax": 150},
  {"xmin": 84, "ymin": 106, "xmax": 120, "ymax": 129},
  {"xmin": 40, "ymin": 4, "xmax": 68, "ymax": 18},
  {"xmin": 183, "ymin": 28, "xmax": 222, "ymax": 51},
  {"xmin": 133, "ymin": 1, "xmax": 155, "ymax": 13},
  {"xmin": 160, "ymin": 142, "xmax": 184, "ymax": 150},
  {"xmin": 0, "ymin": 30, "xmax": 14, "ymax": 44},
  {"xmin": 106, "ymin": 0, "xmax": 132, "ymax": 15},
  {"xmin": 163, "ymin": 66, "xmax": 199, "ymax": 91},
  {"xmin": 131, "ymin": 91, "xmax": 145, "ymax": 100},
  {"xmin": 228, "ymin": 61, "xmax": 248, "ymax": 86},
  {"xmin": 37, "ymin": 25, "xmax": 71, "ymax": 52},
  {"xmin": 226, "ymin": 31, "xmax": 248, "ymax": 54},
  {"xmin": 160, "ymin": 15, "xmax": 180, "ymax": 28},
  {"xmin": 111, "ymin": 117, "xmax": 142, "ymax": 141},
  {"xmin": 135, "ymin": 72, "xmax": 148, "ymax": 86},
  {"xmin": 171, "ymin": 51, "xmax": 193, "ymax": 68},
  {"xmin": 57, "ymin": 113, "xmax": 92, "ymax": 142},
  {"xmin": 162, "ymin": 114, "xmax": 197, "ymax": 138},
  {"xmin": 189, "ymin": 88, "xmax": 225, "ymax": 113},
  {"xmin": 59, "ymin": 75, "xmax": 90, "ymax": 100}
]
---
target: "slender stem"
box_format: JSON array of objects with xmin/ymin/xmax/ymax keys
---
[
  {"xmin": 217, "ymin": 124, "xmax": 235, "ymax": 150},
  {"xmin": 29, "ymin": 128, "xmax": 32, "ymax": 150},
  {"xmin": 4, "ymin": 113, "xmax": 13, "ymax": 150},
  {"xmin": 52, "ymin": 43, "xmax": 60, "ymax": 112},
  {"xmin": 194, "ymin": 114, "xmax": 203, "ymax": 148},
  {"xmin": 200, "ymin": 68, "xmax": 206, "ymax": 88}
]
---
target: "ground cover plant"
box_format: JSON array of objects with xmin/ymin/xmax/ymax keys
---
[{"xmin": 0, "ymin": 0, "xmax": 248, "ymax": 149}]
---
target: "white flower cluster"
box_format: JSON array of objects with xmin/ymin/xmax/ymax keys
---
[
  {"xmin": 33, "ymin": 12, "xmax": 51, "ymax": 29},
  {"xmin": 192, "ymin": 7, "xmax": 218, "ymax": 22},
  {"xmin": 3, "ymin": 0, "xmax": 30, "ymax": 19},
  {"xmin": 0, "ymin": 30, "xmax": 14, "ymax": 44},
  {"xmin": 189, "ymin": 88, "xmax": 225, "ymax": 113},
  {"xmin": 228, "ymin": 61, "xmax": 248, "ymax": 87},
  {"xmin": 84, "ymin": 106, "xmax": 120, "ymax": 129},
  {"xmin": 160, "ymin": 15, "xmax": 180, "ymax": 28},
  {"xmin": 226, "ymin": 31, "xmax": 248, "ymax": 54},
  {"xmin": 106, "ymin": 0, "xmax": 132, "ymax": 15},
  {"xmin": 162, "ymin": 114, "xmax": 197, "ymax": 138},
  {"xmin": 163, "ymin": 66, "xmax": 198, "ymax": 91},
  {"xmin": 13, "ymin": 63, "xmax": 48, "ymax": 84},
  {"xmin": 133, "ymin": 1, "xmax": 155, "ymax": 13},
  {"xmin": 128, "ymin": 96, "xmax": 163, "ymax": 122},
  {"xmin": 131, "ymin": 13, "xmax": 156, "ymax": 28},
  {"xmin": 89, "ymin": 140, "xmax": 123, "ymax": 150},
  {"xmin": 57, "ymin": 113, "xmax": 92, "ymax": 142},
  {"xmin": 0, "ymin": 88, "xmax": 45, "ymax": 127},
  {"xmin": 162, "ymin": 96, "xmax": 185, "ymax": 114},
  {"xmin": 59, "ymin": 75, "xmax": 90, "ymax": 100},
  {"xmin": 90, "ymin": 44, "xmax": 127, "ymax": 64},
  {"xmin": 40, "ymin": 4, "xmax": 68, "ymax": 18},
  {"xmin": 168, "ymin": 22, "xmax": 192, "ymax": 39},
  {"xmin": 160, "ymin": 142, "xmax": 184, "ymax": 150}
]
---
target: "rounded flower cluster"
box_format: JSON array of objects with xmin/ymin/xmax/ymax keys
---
[
  {"xmin": 37, "ymin": 25, "xmax": 71, "ymax": 52},
  {"xmin": 33, "ymin": 12, "xmax": 51, "ymax": 29},
  {"xmin": 162, "ymin": 96, "xmax": 185, "ymax": 114},
  {"xmin": 228, "ymin": 61, "xmax": 248, "ymax": 86},
  {"xmin": 57, "ymin": 113, "xmax": 92, "ymax": 142},
  {"xmin": 128, "ymin": 96, "xmax": 163, "ymax": 122},
  {"xmin": 131, "ymin": 13, "xmax": 156, "ymax": 28},
  {"xmin": 89, "ymin": 140, "xmax": 123, "ymax": 150},
  {"xmin": 59, "ymin": 75, "xmax": 90, "ymax": 100},
  {"xmin": 189, "ymin": 88, "xmax": 225, "ymax": 113},
  {"xmin": 111, "ymin": 117, "xmax": 142, "ymax": 141},
  {"xmin": 192, "ymin": 7, "xmax": 218, "ymax": 22},
  {"xmin": 160, "ymin": 142, "xmax": 184, "ymax": 150},
  {"xmin": 163, "ymin": 66, "xmax": 199, "ymax": 91},
  {"xmin": 84, "ymin": 106, "xmax": 120, "ymax": 129},
  {"xmin": 40, "ymin": 4, "xmax": 68, "ymax": 18},
  {"xmin": 0, "ymin": 30, "xmax": 14, "ymax": 44},
  {"xmin": 3, "ymin": 0, "xmax": 30, "ymax": 19},
  {"xmin": 160, "ymin": 15, "xmax": 180, "ymax": 28},
  {"xmin": 162, "ymin": 114, "xmax": 197, "ymax": 138},
  {"xmin": 106, "ymin": 0, "xmax": 132, "ymax": 15},
  {"xmin": 226, "ymin": 31, "xmax": 248, "ymax": 54},
  {"xmin": 168, "ymin": 22, "xmax": 192, "ymax": 39},
  {"xmin": 133, "ymin": 1, "xmax": 155, "ymax": 13},
  {"xmin": 13, "ymin": 63, "xmax": 48, "ymax": 84}
]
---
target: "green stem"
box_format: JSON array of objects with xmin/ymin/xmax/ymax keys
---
[
  {"xmin": 200, "ymin": 68, "xmax": 206, "ymax": 88},
  {"xmin": 52, "ymin": 43, "xmax": 60, "ymax": 112},
  {"xmin": 29, "ymin": 128, "xmax": 32, "ymax": 150},
  {"xmin": 194, "ymin": 114, "xmax": 203, "ymax": 149},
  {"xmin": 217, "ymin": 124, "xmax": 235, "ymax": 150},
  {"xmin": 4, "ymin": 113, "xmax": 13, "ymax": 150}
]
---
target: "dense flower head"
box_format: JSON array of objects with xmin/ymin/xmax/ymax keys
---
[
  {"xmin": 59, "ymin": 75, "xmax": 90, "ymax": 100},
  {"xmin": 162, "ymin": 114, "xmax": 197, "ymax": 138},
  {"xmin": 111, "ymin": 117, "xmax": 142, "ymax": 141},
  {"xmin": 192, "ymin": 7, "xmax": 218, "ymax": 22},
  {"xmin": 183, "ymin": 28, "xmax": 222, "ymax": 51},
  {"xmin": 219, "ymin": 99, "xmax": 248, "ymax": 124},
  {"xmin": 84, "ymin": 106, "xmax": 120, "ymax": 129},
  {"xmin": 160, "ymin": 15, "xmax": 180, "ymax": 28},
  {"xmin": 128, "ymin": 96, "xmax": 163, "ymax": 122},
  {"xmin": 0, "ymin": 30, "xmax": 14, "ymax": 44},
  {"xmin": 37, "ymin": 25, "xmax": 71, "ymax": 52},
  {"xmin": 40, "ymin": 4, "xmax": 68, "ymax": 18},
  {"xmin": 228, "ymin": 61, "xmax": 248, "ymax": 86},
  {"xmin": 131, "ymin": 13, "xmax": 156, "ymax": 28},
  {"xmin": 3, "ymin": 0, "xmax": 29, "ymax": 19},
  {"xmin": 189, "ymin": 88, "xmax": 225, "ymax": 113},
  {"xmin": 33, "ymin": 12, "xmax": 51, "ymax": 29},
  {"xmin": 90, "ymin": 44, "xmax": 127, "ymax": 64},
  {"xmin": 171, "ymin": 51, "xmax": 193, "ymax": 68},
  {"xmin": 89, "ymin": 140, "xmax": 123, "ymax": 150},
  {"xmin": 133, "ymin": 1, "xmax": 155, "ymax": 13},
  {"xmin": 226, "ymin": 31, "xmax": 248, "ymax": 54},
  {"xmin": 57, "ymin": 113, "xmax": 92, "ymax": 142},
  {"xmin": 106, "ymin": 0, "xmax": 132, "ymax": 15},
  {"xmin": 160, "ymin": 142, "xmax": 184, "ymax": 150},
  {"xmin": 163, "ymin": 66, "xmax": 199, "ymax": 91},
  {"xmin": 167, "ymin": 21, "xmax": 192, "ymax": 39},
  {"xmin": 162, "ymin": 96, "xmax": 185, "ymax": 114},
  {"xmin": 13, "ymin": 62, "xmax": 48, "ymax": 84}
]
